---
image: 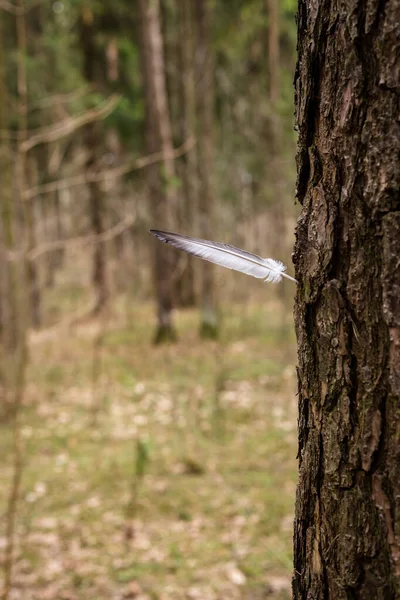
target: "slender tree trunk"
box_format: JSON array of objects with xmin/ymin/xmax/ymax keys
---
[
  {"xmin": 0, "ymin": 10, "xmax": 28, "ymax": 599},
  {"xmin": 0, "ymin": 12, "xmax": 24, "ymax": 361},
  {"xmin": 162, "ymin": 0, "xmax": 196, "ymax": 309},
  {"xmin": 0, "ymin": 12, "xmax": 16, "ymax": 353},
  {"xmin": 104, "ymin": 39, "xmax": 125, "ymax": 294},
  {"xmin": 293, "ymin": 1, "xmax": 400, "ymax": 597},
  {"xmin": 16, "ymin": 0, "xmax": 41, "ymax": 327},
  {"xmin": 196, "ymin": 0, "xmax": 218, "ymax": 339},
  {"xmin": 160, "ymin": 0, "xmax": 179, "ymax": 141},
  {"xmin": 138, "ymin": 0, "xmax": 178, "ymax": 343},
  {"xmin": 0, "ymin": 10, "xmax": 8, "ymax": 342},
  {"xmin": 176, "ymin": 0, "xmax": 197, "ymax": 307},
  {"xmin": 80, "ymin": 7, "xmax": 109, "ymax": 314}
]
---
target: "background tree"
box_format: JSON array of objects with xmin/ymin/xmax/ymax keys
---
[
  {"xmin": 16, "ymin": 0, "xmax": 41, "ymax": 327},
  {"xmin": 138, "ymin": 0, "xmax": 179, "ymax": 343},
  {"xmin": 0, "ymin": 8, "xmax": 10, "ymax": 341},
  {"xmin": 175, "ymin": 0, "xmax": 197, "ymax": 307},
  {"xmin": 196, "ymin": 0, "xmax": 218, "ymax": 338},
  {"xmin": 293, "ymin": 0, "xmax": 400, "ymax": 597},
  {"xmin": 80, "ymin": 5, "xmax": 109, "ymax": 315}
]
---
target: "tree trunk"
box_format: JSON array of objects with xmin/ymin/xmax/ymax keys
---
[
  {"xmin": 293, "ymin": 1, "xmax": 400, "ymax": 598},
  {"xmin": 176, "ymin": 0, "xmax": 197, "ymax": 307},
  {"xmin": 86, "ymin": 128, "xmax": 109, "ymax": 314},
  {"xmin": 138, "ymin": 0, "xmax": 178, "ymax": 343},
  {"xmin": 80, "ymin": 7, "xmax": 109, "ymax": 315},
  {"xmin": 16, "ymin": 0, "xmax": 41, "ymax": 328},
  {"xmin": 0, "ymin": 4, "xmax": 28, "ymax": 416},
  {"xmin": 0, "ymin": 9, "xmax": 9, "ymax": 342},
  {"xmin": 196, "ymin": 0, "xmax": 218, "ymax": 339}
]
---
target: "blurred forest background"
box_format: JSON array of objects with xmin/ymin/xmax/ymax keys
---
[{"xmin": 0, "ymin": 0, "xmax": 299, "ymax": 599}]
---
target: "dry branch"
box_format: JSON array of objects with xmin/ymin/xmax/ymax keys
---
[
  {"xmin": 23, "ymin": 135, "xmax": 195, "ymax": 200},
  {"xmin": 19, "ymin": 95, "xmax": 119, "ymax": 152},
  {"xmin": 26, "ymin": 212, "xmax": 137, "ymax": 261}
]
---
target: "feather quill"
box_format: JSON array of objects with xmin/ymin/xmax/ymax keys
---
[{"xmin": 149, "ymin": 229, "xmax": 297, "ymax": 284}]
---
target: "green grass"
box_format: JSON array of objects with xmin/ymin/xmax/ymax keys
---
[{"xmin": 0, "ymin": 299, "xmax": 297, "ymax": 599}]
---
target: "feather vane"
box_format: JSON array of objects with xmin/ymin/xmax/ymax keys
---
[{"xmin": 150, "ymin": 229, "xmax": 297, "ymax": 284}]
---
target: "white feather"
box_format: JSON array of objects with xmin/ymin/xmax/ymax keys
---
[{"xmin": 149, "ymin": 230, "xmax": 297, "ymax": 284}]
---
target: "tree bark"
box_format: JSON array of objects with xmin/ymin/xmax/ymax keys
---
[
  {"xmin": 196, "ymin": 0, "xmax": 218, "ymax": 339},
  {"xmin": 138, "ymin": 0, "xmax": 178, "ymax": 343},
  {"xmin": 293, "ymin": 1, "xmax": 400, "ymax": 598},
  {"xmin": 80, "ymin": 6, "xmax": 109, "ymax": 315}
]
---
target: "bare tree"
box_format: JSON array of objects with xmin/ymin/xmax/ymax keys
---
[
  {"xmin": 138, "ymin": 0, "xmax": 179, "ymax": 342},
  {"xmin": 293, "ymin": 0, "xmax": 400, "ymax": 597}
]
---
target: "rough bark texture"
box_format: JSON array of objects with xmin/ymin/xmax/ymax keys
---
[
  {"xmin": 196, "ymin": 0, "xmax": 218, "ymax": 339},
  {"xmin": 293, "ymin": 1, "xmax": 400, "ymax": 598},
  {"xmin": 138, "ymin": 0, "xmax": 178, "ymax": 343}
]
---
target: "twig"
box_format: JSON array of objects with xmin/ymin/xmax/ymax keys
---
[
  {"xmin": 0, "ymin": 95, "xmax": 118, "ymax": 141},
  {"xmin": 23, "ymin": 136, "xmax": 195, "ymax": 200},
  {"xmin": 4, "ymin": 211, "xmax": 136, "ymax": 265},
  {"xmin": 19, "ymin": 95, "xmax": 119, "ymax": 152}
]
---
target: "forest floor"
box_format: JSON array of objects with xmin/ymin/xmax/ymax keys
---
[{"xmin": 0, "ymin": 298, "xmax": 297, "ymax": 600}]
